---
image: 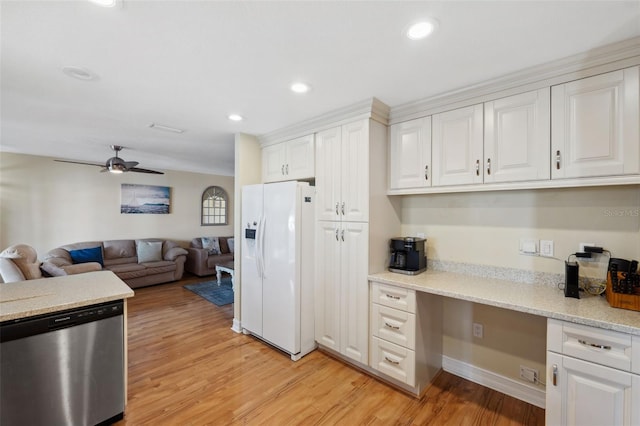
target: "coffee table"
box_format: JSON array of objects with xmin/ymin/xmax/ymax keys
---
[{"xmin": 215, "ymin": 261, "xmax": 235, "ymax": 291}]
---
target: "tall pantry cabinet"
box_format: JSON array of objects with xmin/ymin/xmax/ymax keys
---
[{"xmin": 314, "ymin": 116, "xmax": 400, "ymax": 366}]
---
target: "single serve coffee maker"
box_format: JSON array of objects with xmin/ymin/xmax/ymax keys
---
[{"xmin": 389, "ymin": 237, "xmax": 427, "ymax": 275}]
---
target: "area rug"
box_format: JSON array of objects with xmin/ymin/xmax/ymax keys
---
[{"xmin": 184, "ymin": 278, "xmax": 234, "ymax": 306}]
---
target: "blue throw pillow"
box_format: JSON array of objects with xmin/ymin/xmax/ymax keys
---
[{"xmin": 69, "ymin": 246, "xmax": 104, "ymax": 266}]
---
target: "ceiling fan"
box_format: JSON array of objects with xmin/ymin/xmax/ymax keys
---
[{"xmin": 55, "ymin": 145, "xmax": 164, "ymax": 175}]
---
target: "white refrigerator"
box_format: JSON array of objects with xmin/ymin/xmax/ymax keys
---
[{"xmin": 240, "ymin": 181, "xmax": 316, "ymax": 361}]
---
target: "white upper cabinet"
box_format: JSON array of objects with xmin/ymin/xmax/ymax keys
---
[
  {"xmin": 389, "ymin": 117, "xmax": 432, "ymax": 190},
  {"xmin": 262, "ymin": 134, "xmax": 315, "ymax": 182},
  {"xmin": 551, "ymin": 66, "xmax": 640, "ymax": 179},
  {"xmin": 484, "ymin": 88, "xmax": 551, "ymax": 183},
  {"xmin": 432, "ymin": 104, "xmax": 484, "ymax": 186},
  {"xmin": 316, "ymin": 120, "xmax": 369, "ymax": 223}
]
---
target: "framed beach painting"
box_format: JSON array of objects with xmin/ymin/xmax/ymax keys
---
[{"xmin": 121, "ymin": 184, "xmax": 170, "ymax": 214}]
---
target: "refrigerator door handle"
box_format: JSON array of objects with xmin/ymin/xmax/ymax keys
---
[
  {"xmin": 258, "ymin": 215, "xmax": 266, "ymax": 278},
  {"xmin": 255, "ymin": 215, "xmax": 264, "ymax": 278}
]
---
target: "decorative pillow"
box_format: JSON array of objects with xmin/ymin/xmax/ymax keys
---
[
  {"xmin": 201, "ymin": 237, "xmax": 221, "ymax": 255},
  {"xmin": 69, "ymin": 246, "xmax": 104, "ymax": 266},
  {"xmin": 227, "ymin": 238, "xmax": 234, "ymax": 253},
  {"xmin": 137, "ymin": 241, "xmax": 163, "ymax": 263},
  {"xmin": 219, "ymin": 238, "xmax": 229, "ymax": 254}
]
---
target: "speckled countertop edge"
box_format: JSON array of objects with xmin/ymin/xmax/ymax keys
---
[
  {"xmin": 0, "ymin": 271, "xmax": 134, "ymax": 322},
  {"xmin": 369, "ymin": 266, "xmax": 640, "ymax": 336}
]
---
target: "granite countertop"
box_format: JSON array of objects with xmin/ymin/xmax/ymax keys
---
[
  {"xmin": 0, "ymin": 271, "xmax": 134, "ymax": 322},
  {"xmin": 369, "ymin": 270, "xmax": 640, "ymax": 336}
]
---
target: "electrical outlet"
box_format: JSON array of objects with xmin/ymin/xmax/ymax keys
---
[
  {"xmin": 579, "ymin": 243, "xmax": 597, "ymax": 262},
  {"xmin": 519, "ymin": 365, "xmax": 538, "ymax": 383},
  {"xmin": 472, "ymin": 322, "xmax": 483, "ymax": 339},
  {"xmin": 519, "ymin": 238, "xmax": 538, "ymax": 256}
]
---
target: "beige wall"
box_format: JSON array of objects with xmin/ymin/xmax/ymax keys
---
[
  {"xmin": 400, "ymin": 185, "xmax": 640, "ymax": 389},
  {"xmin": 0, "ymin": 152, "xmax": 234, "ymax": 256}
]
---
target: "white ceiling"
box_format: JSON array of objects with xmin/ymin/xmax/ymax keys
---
[{"xmin": 2, "ymin": 1, "xmax": 639, "ymax": 176}]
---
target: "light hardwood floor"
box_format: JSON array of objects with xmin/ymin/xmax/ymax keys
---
[{"xmin": 115, "ymin": 274, "xmax": 544, "ymax": 425}]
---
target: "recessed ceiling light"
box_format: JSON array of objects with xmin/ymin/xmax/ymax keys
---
[
  {"xmin": 149, "ymin": 123, "xmax": 185, "ymax": 133},
  {"xmin": 62, "ymin": 66, "xmax": 98, "ymax": 81},
  {"xmin": 290, "ymin": 82, "xmax": 310, "ymax": 94},
  {"xmin": 228, "ymin": 114, "xmax": 243, "ymax": 122},
  {"xmin": 405, "ymin": 19, "xmax": 439, "ymax": 40},
  {"xmin": 89, "ymin": 0, "xmax": 118, "ymax": 7}
]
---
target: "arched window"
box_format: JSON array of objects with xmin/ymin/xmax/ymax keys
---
[{"xmin": 201, "ymin": 186, "xmax": 228, "ymax": 226}]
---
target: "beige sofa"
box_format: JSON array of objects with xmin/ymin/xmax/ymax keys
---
[
  {"xmin": 44, "ymin": 239, "xmax": 188, "ymax": 289},
  {"xmin": 185, "ymin": 237, "xmax": 234, "ymax": 277},
  {"xmin": 0, "ymin": 244, "xmax": 100, "ymax": 283}
]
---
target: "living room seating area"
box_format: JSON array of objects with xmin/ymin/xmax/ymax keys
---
[
  {"xmin": 42, "ymin": 239, "xmax": 188, "ymax": 288},
  {"xmin": 185, "ymin": 236, "xmax": 234, "ymax": 277}
]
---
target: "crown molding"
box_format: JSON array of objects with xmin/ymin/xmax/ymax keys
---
[
  {"xmin": 258, "ymin": 97, "xmax": 389, "ymax": 146},
  {"xmin": 390, "ymin": 36, "xmax": 640, "ymax": 124}
]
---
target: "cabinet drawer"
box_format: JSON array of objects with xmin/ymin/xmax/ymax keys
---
[
  {"xmin": 371, "ymin": 304, "xmax": 416, "ymax": 349},
  {"xmin": 371, "ymin": 337, "xmax": 416, "ymax": 386},
  {"xmin": 371, "ymin": 282, "xmax": 416, "ymax": 313},
  {"xmin": 548, "ymin": 319, "xmax": 633, "ymax": 371}
]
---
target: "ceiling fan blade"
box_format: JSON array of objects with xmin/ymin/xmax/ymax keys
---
[
  {"xmin": 128, "ymin": 167, "xmax": 164, "ymax": 175},
  {"xmin": 54, "ymin": 159, "xmax": 104, "ymax": 167},
  {"xmin": 123, "ymin": 161, "xmax": 139, "ymax": 169}
]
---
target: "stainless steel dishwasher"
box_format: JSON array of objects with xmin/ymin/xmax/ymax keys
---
[{"xmin": 1, "ymin": 300, "xmax": 125, "ymax": 426}]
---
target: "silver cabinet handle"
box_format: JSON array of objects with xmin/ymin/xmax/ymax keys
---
[
  {"xmin": 384, "ymin": 356, "xmax": 400, "ymax": 365},
  {"xmin": 281, "ymin": 165, "xmax": 285, "ymax": 175},
  {"xmin": 552, "ymin": 364, "xmax": 558, "ymax": 386},
  {"xmin": 341, "ymin": 229, "xmax": 345, "ymax": 241},
  {"xmin": 341, "ymin": 202, "xmax": 345, "ymax": 216},
  {"xmin": 578, "ymin": 339, "xmax": 611, "ymax": 350},
  {"xmin": 475, "ymin": 159, "xmax": 480, "ymax": 176},
  {"xmin": 286, "ymin": 164, "xmax": 289, "ymax": 175},
  {"xmin": 556, "ymin": 150, "xmax": 561, "ymax": 170},
  {"xmin": 425, "ymin": 165, "xmax": 429, "ymax": 180},
  {"xmin": 385, "ymin": 294, "xmax": 400, "ymax": 300},
  {"xmin": 335, "ymin": 202, "xmax": 339, "ymax": 215},
  {"xmin": 486, "ymin": 158, "xmax": 491, "ymax": 175},
  {"xmin": 384, "ymin": 322, "xmax": 400, "ymax": 330},
  {"xmin": 335, "ymin": 228, "xmax": 339, "ymax": 241}
]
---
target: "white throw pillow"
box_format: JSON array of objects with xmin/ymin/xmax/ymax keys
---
[
  {"xmin": 137, "ymin": 241, "xmax": 163, "ymax": 263},
  {"xmin": 227, "ymin": 238, "xmax": 234, "ymax": 253},
  {"xmin": 201, "ymin": 237, "xmax": 221, "ymax": 255}
]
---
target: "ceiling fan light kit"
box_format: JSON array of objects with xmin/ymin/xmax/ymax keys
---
[{"xmin": 55, "ymin": 145, "xmax": 164, "ymax": 175}]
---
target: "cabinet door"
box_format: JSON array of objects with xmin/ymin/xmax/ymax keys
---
[
  {"xmin": 341, "ymin": 120, "xmax": 369, "ymax": 222},
  {"xmin": 389, "ymin": 117, "xmax": 432, "ymax": 189},
  {"xmin": 314, "ymin": 221, "xmax": 342, "ymax": 352},
  {"xmin": 315, "ymin": 127, "xmax": 342, "ymax": 221},
  {"xmin": 285, "ymin": 135, "xmax": 315, "ymax": 180},
  {"xmin": 547, "ymin": 352, "xmax": 637, "ymax": 426},
  {"xmin": 262, "ymin": 143, "xmax": 287, "ymax": 183},
  {"xmin": 432, "ymin": 104, "xmax": 484, "ymax": 186},
  {"xmin": 340, "ymin": 222, "xmax": 369, "ymax": 364},
  {"xmin": 484, "ymin": 89, "xmax": 550, "ymax": 183},
  {"xmin": 552, "ymin": 66, "xmax": 640, "ymax": 179}
]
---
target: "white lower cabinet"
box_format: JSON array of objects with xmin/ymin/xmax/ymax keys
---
[
  {"xmin": 546, "ymin": 319, "xmax": 640, "ymax": 426},
  {"xmin": 369, "ymin": 281, "xmax": 442, "ymax": 395},
  {"xmin": 315, "ymin": 221, "xmax": 369, "ymax": 364}
]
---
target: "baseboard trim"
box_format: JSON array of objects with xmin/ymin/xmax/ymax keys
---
[
  {"xmin": 442, "ymin": 356, "xmax": 545, "ymax": 409},
  {"xmin": 231, "ymin": 318, "xmax": 242, "ymax": 334}
]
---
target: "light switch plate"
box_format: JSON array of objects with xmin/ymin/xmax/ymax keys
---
[{"xmin": 540, "ymin": 240, "xmax": 554, "ymax": 257}]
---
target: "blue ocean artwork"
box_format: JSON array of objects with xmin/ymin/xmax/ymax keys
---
[{"xmin": 121, "ymin": 184, "xmax": 170, "ymax": 214}]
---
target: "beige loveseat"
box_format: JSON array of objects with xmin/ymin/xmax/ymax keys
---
[
  {"xmin": 185, "ymin": 237, "xmax": 234, "ymax": 277},
  {"xmin": 44, "ymin": 239, "xmax": 188, "ymax": 289}
]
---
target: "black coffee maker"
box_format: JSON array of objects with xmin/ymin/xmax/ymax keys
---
[{"xmin": 389, "ymin": 237, "xmax": 427, "ymax": 275}]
